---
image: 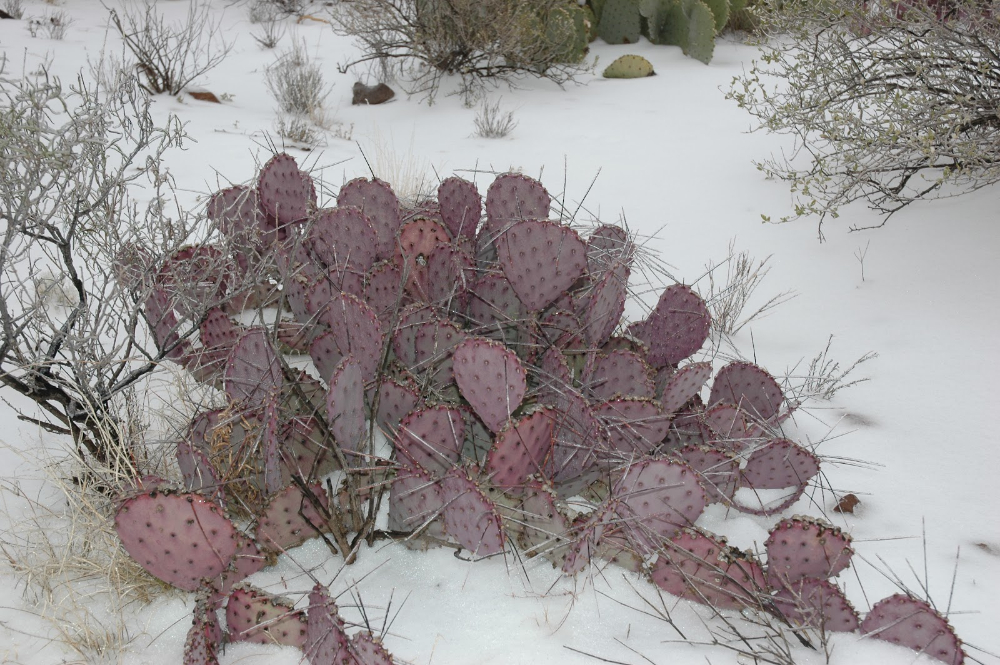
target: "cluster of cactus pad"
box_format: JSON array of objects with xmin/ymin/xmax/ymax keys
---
[
  {"xmin": 115, "ymin": 153, "xmax": 965, "ymax": 664},
  {"xmin": 588, "ymin": 0, "xmax": 740, "ymax": 63}
]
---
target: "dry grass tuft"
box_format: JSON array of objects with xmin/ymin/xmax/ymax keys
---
[{"xmin": 356, "ymin": 128, "xmax": 438, "ymax": 207}]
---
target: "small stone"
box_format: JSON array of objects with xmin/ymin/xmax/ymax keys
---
[
  {"xmin": 833, "ymin": 493, "xmax": 860, "ymax": 514},
  {"xmin": 189, "ymin": 91, "xmax": 222, "ymax": 103},
  {"xmin": 352, "ymin": 82, "xmax": 395, "ymax": 105}
]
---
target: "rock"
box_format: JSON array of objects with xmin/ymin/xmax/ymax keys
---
[
  {"xmin": 189, "ymin": 91, "xmax": 222, "ymax": 103},
  {"xmin": 352, "ymin": 82, "xmax": 395, "ymax": 106},
  {"xmin": 833, "ymin": 493, "xmax": 860, "ymax": 514}
]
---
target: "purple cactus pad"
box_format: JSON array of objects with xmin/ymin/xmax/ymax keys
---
[
  {"xmin": 440, "ymin": 468, "xmax": 506, "ymax": 557},
  {"xmin": 742, "ymin": 438, "xmax": 820, "ymax": 490},
  {"xmin": 363, "ymin": 259, "xmax": 405, "ymax": 326},
  {"xmin": 388, "ymin": 466, "xmax": 445, "ymax": 533},
  {"xmin": 512, "ymin": 482, "xmax": 571, "ymax": 561},
  {"xmin": 484, "ymin": 172, "xmax": 550, "ymax": 236},
  {"xmin": 496, "ymin": 219, "xmax": 587, "ymax": 312},
  {"xmin": 313, "ymin": 290, "xmax": 384, "ymax": 383},
  {"xmin": 183, "ymin": 594, "xmax": 222, "ymax": 665},
  {"xmin": 592, "ymin": 398, "xmax": 670, "ymax": 456},
  {"xmin": 485, "ymin": 408, "xmax": 555, "ymax": 490},
  {"xmin": 659, "ymin": 361, "xmax": 712, "ymax": 414},
  {"xmin": 396, "ymin": 405, "xmax": 465, "ymax": 477},
  {"xmin": 628, "ymin": 284, "xmax": 711, "ymax": 368},
  {"xmin": 351, "ymin": 632, "xmax": 394, "ymax": 664},
  {"xmin": 586, "ymin": 224, "xmax": 635, "ymax": 279},
  {"xmin": 337, "ymin": 177, "xmax": 402, "ymax": 260},
  {"xmin": 651, "ymin": 527, "xmax": 766, "ymax": 610},
  {"xmin": 256, "ymin": 153, "xmax": 315, "ymax": 232},
  {"xmin": 326, "ymin": 356, "xmax": 367, "ymax": 465},
  {"xmin": 673, "ymin": 445, "xmax": 739, "ymax": 503},
  {"xmin": 701, "ymin": 402, "xmax": 756, "ymax": 449},
  {"xmin": 395, "ymin": 218, "xmax": 452, "ymax": 300},
  {"xmin": 709, "ymin": 361, "xmax": 785, "ymax": 422},
  {"xmin": 772, "ymin": 578, "xmax": 861, "ymax": 633},
  {"xmin": 438, "ymin": 176, "xmax": 481, "ymax": 242},
  {"xmin": 581, "ymin": 263, "xmax": 629, "ymax": 348},
  {"xmin": 860, "ymin": 594, "xmax": 964, "ymax": 665},
  {"xmin": 765, "ymin": 516, "xmax": 853, "ymax": 587},
  {"xmin": 584, "ymin": 349, "xmax": 656, "ymax": 401},
  {"xmin": 613, "ymin": 459, "xmax": 708, "ymax": 554},
  {"xmin": 176, "ymin": 439, "xmax": 220, "ymax": 495},
  {"xmin": 562, "ymin": 501, "xmax": 617, "ymax": 575},
  {"xmin": 374, "ymin": 377, "xmax": 423, "ymax": 439},
  {"xmin": 425, "ymin": 242, "xmax": 475, "ymax": 310},
  {"xmin": 452, "ymin": 337, "xmax": 527, "ymax": 433},
  {"xmin": 255, "ymin": 482, "xmax": 330, "ymax": 552},
  {"xmin": 224, "ymin": 329, "xmax": 282, "ymax": 408},
  {"xmin": 466, "ymin": 273, "xmax": 525, "ymax": 331},
  {"xmin": 114, "ymin": 490, "xmax": 238, "ymax": 591},
  {"xmin": 305, "ymin": 583, "xmax": 353, "ymax": 664},
  {"xmin": 226, "ymin": 584, "xmax": 308, "ymax": 648},
  {"xmin": 307, "ymin": 205, "xmax": 378, "ymax": 278}
]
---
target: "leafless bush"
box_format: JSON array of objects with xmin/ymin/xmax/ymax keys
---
[
  {"xmin": 328, "ymin": 0, "xmax": 590, "ymax": 103},
  {"xmin": 0, "ymin": 61, "xmax": 218, "ymax": 465},
  {"xmin": 252, "ymin": 15, "xmax": 286, "ymax": 48},
  {"xmin": 27, "ymin": 10, "xmax": 73, "ymax": 39},
  {"xmin": 248, "ymin": 0, "xmax": 287, "ymax": 48},
  {"xmin": 474, "ymin": 97, "xmax": 518, "ymax": 138},
  {"xmin": 729, "ymin": 0, "xmax": 1000, "ymax": 238},
  {"xmin": 275, "ymin": 112, "xmax": 326, "ymax": 145},
  {"xmin": 251, "ymin": 0, "xmax": 307, "ymax": 17},
  {"xmin": 108, "ymin": 0, "xmax": 233, "ymax": 95},
  {"xmin": 3, "ymin": 0, "xmax": 24, "ymax": 19},
  {"xmin": 703, "ymin": 240, "xmax": 796, "ymax": 339},
  {"xmin": 266, "ymin": 40, "xmax": 332, "ymax": 144},
  {"xmin": 786, "ymin": 335, "xmax": 878, "ymax": 402},
  {"xmin": 266, "ymin": 40, "xmax": 330, "ymax": 116}
]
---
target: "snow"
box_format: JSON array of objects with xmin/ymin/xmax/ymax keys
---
[{"xmin": 1, "ymin": 1, "xmax": 998, "ymax": 664}]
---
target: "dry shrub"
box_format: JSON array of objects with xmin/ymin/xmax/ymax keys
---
[{"xmin": 329, "ymin": 0, "xmax": 590, "ymax": 102}]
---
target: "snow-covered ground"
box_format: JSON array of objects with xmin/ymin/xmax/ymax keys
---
[{"xmin": 0, "ymin": 1, "xmax": 998, "ymax": 663}]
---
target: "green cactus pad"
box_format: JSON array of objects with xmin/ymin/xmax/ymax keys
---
[
  {"xmin": 597, "ymin": 0, "xmax": 642, "ymax": 44},
  {"xmin": 684, "ymin": 0, "xmax": 716, "ymax": 64},
  {"xmin": 643, "ymin": 0, "xmax": 716, "ymax": 63},
  {"xmin": 701, "ymin": 0, "xmax": 729, "ymax": 32},
  {"xmin": 602, "ymin": 54, "xmax": 656, "ymax": 78}
]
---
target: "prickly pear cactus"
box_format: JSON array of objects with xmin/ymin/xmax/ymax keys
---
[
  {"xmin": 765, "ymin": 516, "xmax": 853, "ymax": 587},
  {"xmin": 115, "ymin": 490, "xmax": 238, "ymax": 592},
  {"xmin": 226, "ymin": 584, "xmax": 308, "ymax": 647},
  {"xmin": 440, "ymin": 468, "xmax": 506, "ymax": 557},
  {"xmin": 452, "ymin": 337, "xmax": 527, "ymax": 432},
  {"xmin": 614, "ymin": 458, "xmax": 707, "ymax": 553},
  {"xmin": 113, "ymin": 154, "xmax": 963, "ymax": 665},
  {"xmin": 651, "ymin": 527, "xmax": 766, "ymax": 610},
  {"xmin": 598, "ymin": 0, "xmax": 643, "ymax": 43},
  {"xmin": 602, "ymin": 54, "xmax": 655, "ymax": 78},
  {"xmin": 772, "ymin": 577, "xmax": 860, "ymax": 633},
  {"xmin": 183, "ymin": 593, "xmax": 223, "ymax": 665},
  {"xmin": 255, "ymin": 482, "xmax": 330, "ymax": 552},
  {"xmin": 305, "ymin": 583, "xmax": 353, "ymax": 663},
  {"xmin": 860, "ymin": 595, "xmax": 965, "ymax": 665},
  {"xmin": 497, "ymin": 219, "xmax": 588, "ymax": 311}
]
